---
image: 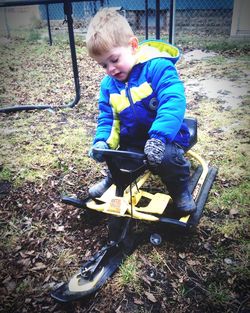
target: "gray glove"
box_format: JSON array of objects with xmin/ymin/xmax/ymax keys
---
[
  {"xmin": 89, "ymin": 141, "xmax": 109, "ymax": 162},
  {"xmin": 144, "ymin": 138, "xmax": 165, "ymax": 166}
]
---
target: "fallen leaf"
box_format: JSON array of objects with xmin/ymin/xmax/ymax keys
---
[
  {"xmin": 31, "ymin": 262, "xmax": 47, "ymax": 271},
  {"xmin": 53, "ymin": 224, "xmax": 65, "ymax": 232},
  {"xmin": 139, "ymin": 254, "xmax": 152, "ymax": 266},
  {"xmin": 115, "ymin": 305, "xmax": 122, "ymax": 313},
  {"xmin": 145, "ymin": 274, "xmax": 156, "ymax": 282},
  {"xmin": 46, "ymin": 251, "xmax": 52, "ymax": 259},
  {"xmin": 171, "ymin": 282, "xmax": 178, "ymax": 289},
  {"xmin": 229, "ymin": 208, "xmax": 239, "ymax": 217},
  {"xmin": 142, "ymin": 275, "xmax": 152, "ymax": 286},
  {"xmin": 3, "ymin": 276, "xmax": 16, "ymax": 292},
  {"xmin": 203, "ymin": 243, "xmax": 212, "ymax": 252},
  {"xmin": 179, "ymin": 253, "xmax": 186, "ymax": 259},
  {"xmin": 19, "ymin": 251, "xmax": 27, "ymax": 258},
  {"xmin": 145, "ymin": 291, "xmax": 157, "ymax": 303},
  {"xmin": 26, "ymin": 250, "xmax": 35, "ymax": 256},
  {"xmin": 133, "ymin": 298, "xmax": 144, "ymax": 305},
  {"xmin": 227, "ymin": 276, "xmax": 237, "ymax": 285},
  {"xmin": 43, "ymin": 274, "xmax": 51, "ymax": 283},
  {"xmin": 17, "ymin": 258, "xmax": 31, "ymax": 267},
  {"xmin": 187, "ymin": 259, "xmax": 201, "ymax": 266}
]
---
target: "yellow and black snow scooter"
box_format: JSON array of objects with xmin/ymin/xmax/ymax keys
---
[{"xmin": 51, "ymin": 117, "xmax": 217, "ymax": 303}]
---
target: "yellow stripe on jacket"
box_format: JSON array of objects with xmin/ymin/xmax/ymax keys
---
[
  {"xmin": 110, "ymin": 82, "xmax": 154, "ymax": 112},
  {"xmin": 106, "ymin": 106, "xmax": 120, "ymax": 150},
  {"xmin": 107, "ymin": 82, "xmax": 154, "ymax": 149}
]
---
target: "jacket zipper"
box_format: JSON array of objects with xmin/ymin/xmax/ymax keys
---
[{"xmin": 125, "ymin": 82, "xmax": 138, "ymax": 121}]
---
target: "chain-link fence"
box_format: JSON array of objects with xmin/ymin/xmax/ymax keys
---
[
  {"xmin": 1, "ymin": 0, "xmax": 234, "ymax": 43},
  {"xmin": 0, "ymin": 0, "xmax": 235, "ymax": 112}
]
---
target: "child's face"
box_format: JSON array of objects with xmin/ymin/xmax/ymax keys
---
[{"xmin": 94, "ymin": 44, "xmax": 137, "ymax": 81}]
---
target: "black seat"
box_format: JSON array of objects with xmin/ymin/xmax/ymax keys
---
[{"xmin": 183, "ymin": 117, "xmax": 197, "ymax": 151}]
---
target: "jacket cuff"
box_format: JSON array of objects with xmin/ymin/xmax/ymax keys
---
[{"xmin": 149, "ymin": 134, "xmax": 167, "ymax": 144}]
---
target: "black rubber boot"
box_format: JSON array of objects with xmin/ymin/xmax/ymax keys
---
[
  {"xmin": 167, "ymin": 183, "xmax": 196, "ymax": 216},
  {"xmin": 88, "ymin": 174, "xmax": 112, "ymax": 198}
]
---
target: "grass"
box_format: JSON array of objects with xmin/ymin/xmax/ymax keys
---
[
  {"xmin": 0, "ymin": 167, "xmax": 12, "ymax": 181},
  {"xmin": 16, "ymin": 277, "xmax": 36, "ymax": 294},
  {"xmin": 0, "ymin": 110, "xmax": 92, "ymax": 185},
  {"xmin": 0, "ymin": 40, "xmax": 77, "ymax": 106},
  {"xmin": 148, "ymin": 247, "xmax": 170, "ymax": 269},
  {"xmin": 212, "ymin": 181, "xmax": 250, "ymax": 210},
  {"xmin": 207, "ymin": 282, "xmax": 232, "ymax": 305},
  {"xmin": 175, "ymin": 33, "xmax": 250, "ymax": 52},
  {"xmin": 1, "ymin": 217, "xmax": 21, "ymax": 251},
  {"xmin": 117, "ymin": 254, "xmax": 141, "ymax": 292},
  {"xmin": 28, "ymin": 29, "xmax": 42, "ymax": 42},
  {"xmin": 54, "ymin": 249, "xmax": 77, "ymax": 268}
]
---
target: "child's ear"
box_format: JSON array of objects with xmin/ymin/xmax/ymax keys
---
[{"xmin": 129, "ymin": 36, "xmax": 139, "ymax": 51}]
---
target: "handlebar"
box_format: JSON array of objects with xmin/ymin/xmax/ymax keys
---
[
  {"xmin": 92, "ymin": 148, "xmax": 147, "ymax": 180},
  {"xmin": 92, "ymin": 148, "xmax": 146, "ymax": 161}
]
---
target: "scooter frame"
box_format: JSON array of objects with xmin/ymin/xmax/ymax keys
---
[
  {"xmin": 81, "ymin": 148, "xmax": 216, "ymax": 228},
  {"xmin": 51, "ymin": 118, "xmax": 218, "ymax": 302}
]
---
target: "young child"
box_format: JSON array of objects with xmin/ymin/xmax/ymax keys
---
[{"xmin": 86, "ymin": 8, "xmax": 196, "ymax": 217}]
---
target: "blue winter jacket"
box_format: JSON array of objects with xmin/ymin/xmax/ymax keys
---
[{"xmin": 93, "ymin": 40, "xmax": 190, "ymax": 150}]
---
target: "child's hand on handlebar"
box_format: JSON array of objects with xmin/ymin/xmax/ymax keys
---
[
  {"xmin": 89, "ymin": 141, "xmax": 109, "ymax": 162},
  {"xmin": 144, "ymin": 138, "xmax": 165, "ymax": 167}
]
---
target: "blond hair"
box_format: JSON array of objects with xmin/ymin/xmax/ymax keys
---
[{"xmin": 86, "ymin": 8, "xmax": 134, "ymax": 57}]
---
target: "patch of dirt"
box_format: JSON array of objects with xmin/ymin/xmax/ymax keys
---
[
  {"xmin": 186, "ymin": 77, "xmax": 249, "ymax": 108},
  {"xmin": 183, "ymin": 49, "xmax": 218, "ymax": 62},
  {"xmin": 181, "ymin": 49, "xmax": 250, "ymax": 110}
]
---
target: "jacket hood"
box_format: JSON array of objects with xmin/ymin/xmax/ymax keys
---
[{"xmin": 136, "ymin": 39, "xmax": 180, "ymax": 65}]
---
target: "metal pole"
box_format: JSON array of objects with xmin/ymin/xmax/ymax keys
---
[
  {"xmin": 45, "ymin": 4, "xmax": 52, "ymax": 46},
  {"xmin": 145, "ymin": 0, "xmax": 148, "ymax": 39},
  {"xmin": 3, "ymin": 7, "xmax": 10, "ymax": 38},
  {"xmin": 0, "ymin": 0, "xmax": 81, "ymax": 113},
  {"xmin": 169, "ymin": 0, "xmax": 176, "ymax": 44},
  {"xmin": 63, "ymin": 0, "xmax": 81, "ymax": 107},
  {"xmin": 156, "ymin": 0, "xmax": 160, "ymax": 39}
]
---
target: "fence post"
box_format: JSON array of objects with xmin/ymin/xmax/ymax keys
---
[
  {"xmin": 169, "ymin": 0, "xmax": 176, "ymax": 44},
  {"xmin": 63, "ymin": 0, "xmax": 80, "ymax": 107},
  {"xmin": 45, "ymin": 4, "xmax": 52, "ymax": 46},
  {"xmin": 156, "ymin": 0, "xmax": 160, "ymax": 39},
  {"xmin": 145, "ymin": 0, "xmax": 148, "ymax": 39},
  {"xmin": 3, "ymin": 7, "xmax": 10, "ymax": 38}
]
